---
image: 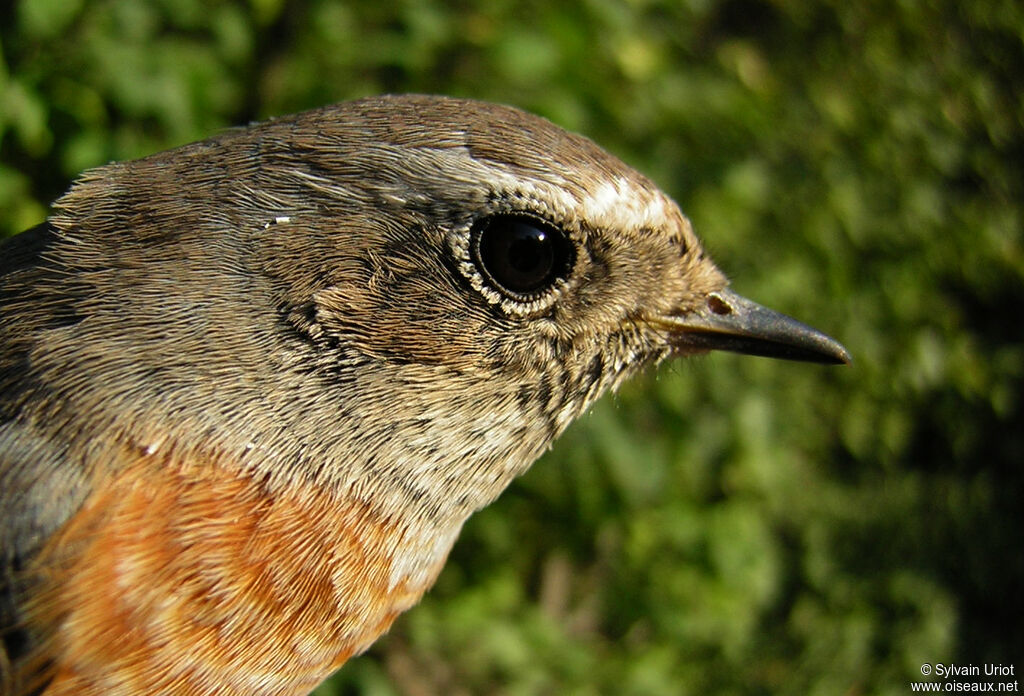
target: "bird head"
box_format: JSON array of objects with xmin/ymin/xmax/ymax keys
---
[
  {"xmin": 39, "ymin": 94, "xmax": 847, "ymax": 515},
  {"xmin": 247, "ymin": 96, "xmax": 848, "ymax": 431}
]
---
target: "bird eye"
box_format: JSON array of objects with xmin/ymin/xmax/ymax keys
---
[{"xmin": 472, "ymin": 215, "xmax": 573, "ymax": 298}]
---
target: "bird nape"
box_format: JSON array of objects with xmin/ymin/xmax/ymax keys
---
[{"xmin": 0, "ymin": 94, "xmax": 847, "ymax": 696}]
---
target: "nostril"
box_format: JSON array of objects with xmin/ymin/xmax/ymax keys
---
[{"xmin": 707, "ymin": 293, "xmax": 733, "ymax": 315}]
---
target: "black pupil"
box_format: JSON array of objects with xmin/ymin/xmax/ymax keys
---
[{"xmin": 476, "ymin": 216, "xmax": 567, "ymax": 296}]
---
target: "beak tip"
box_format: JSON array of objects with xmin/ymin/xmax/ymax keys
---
[{"xmin": 819, "ymin": 341, "xmax": 853, "ymax": 366}]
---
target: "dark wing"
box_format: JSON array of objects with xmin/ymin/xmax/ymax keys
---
[{"xmin": 0, "ymin": 224, "xmax": 92, "ymax": 694}]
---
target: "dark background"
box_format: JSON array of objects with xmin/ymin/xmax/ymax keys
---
[{"xmin": 1, "ymin": 1, "xmax": 1021, "ymax": 694}]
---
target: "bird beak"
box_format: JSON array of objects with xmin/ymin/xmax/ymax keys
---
[{"xmin": 658, "ymin": 289, "xmax": 851, "ymax": 365}]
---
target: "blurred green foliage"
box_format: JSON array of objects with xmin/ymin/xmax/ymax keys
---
[{"xmin": 2, "ymin": 0, "xmax": 1021, "ymax": 694}]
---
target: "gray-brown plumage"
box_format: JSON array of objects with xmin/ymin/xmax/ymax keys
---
[{"xmin": 0, "ymin": 95, "xmax": 847, "ymax": 695}]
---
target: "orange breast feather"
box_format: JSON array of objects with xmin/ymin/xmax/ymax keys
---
[{"xmin": 17, "ymin": 451, "xmax": 443, "ymax": 696}]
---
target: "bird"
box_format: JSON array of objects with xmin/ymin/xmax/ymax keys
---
[{"xmin": 0, "ymin": 94, "xmax": 849, "ymax": 695}]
